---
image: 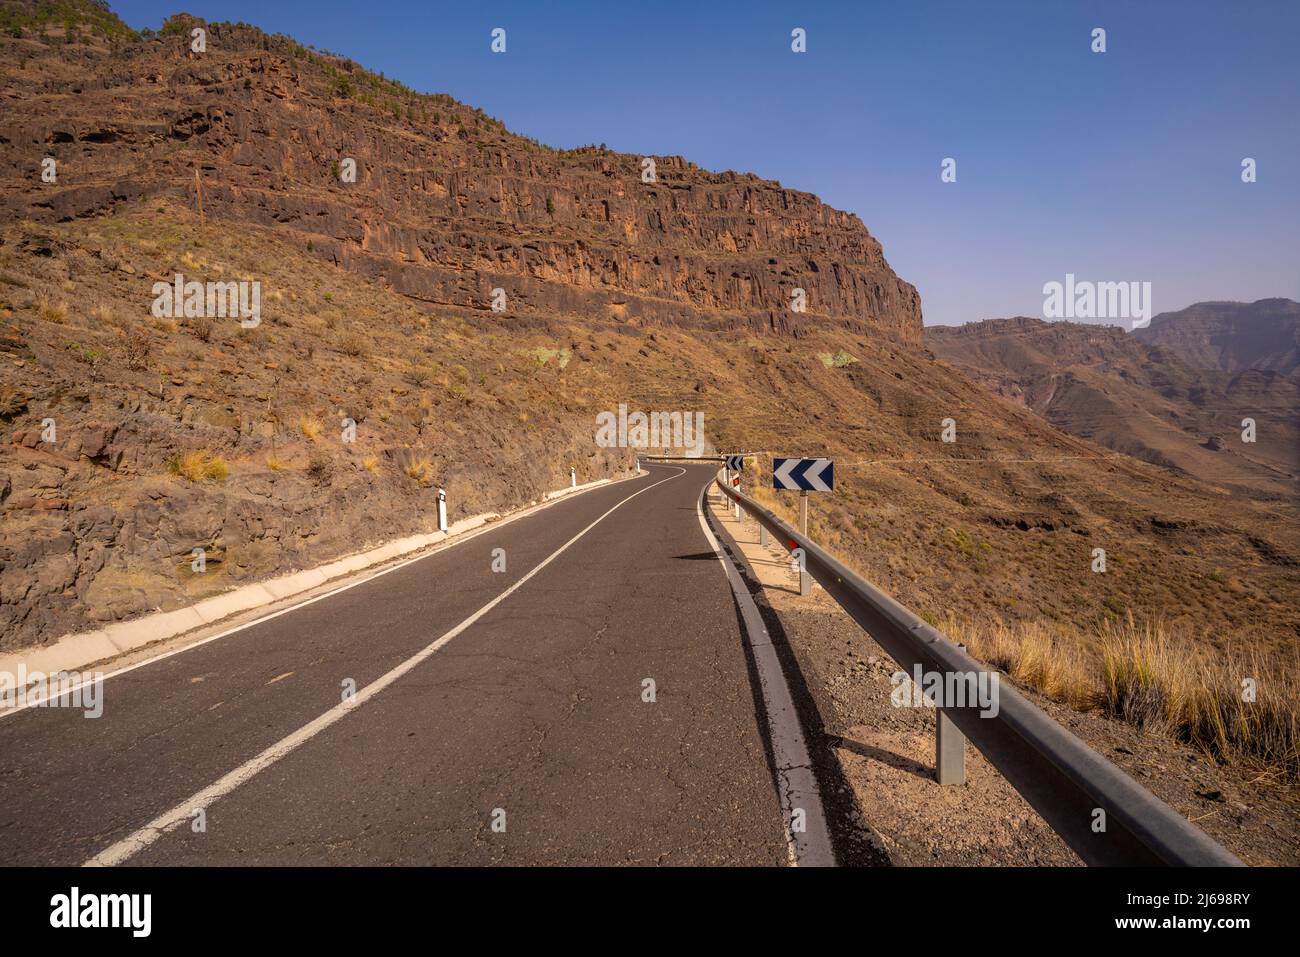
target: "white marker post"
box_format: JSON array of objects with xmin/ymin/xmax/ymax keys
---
[
  {"xmin": 437, "ymin": 487, "xmax": 448, "ymax": 533},
  {"xmin": 570, "ymin": 466, "xmax": 576, "ymax": 488}
]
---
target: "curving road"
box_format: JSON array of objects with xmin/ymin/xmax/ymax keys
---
[{"xmin": 0, "ymin": 463, "xmax": 812, "ymax": 866}]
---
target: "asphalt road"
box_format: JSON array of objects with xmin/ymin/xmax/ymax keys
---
[{"xmin": 0, "ymin": 463, "xmax": 796, "ymax": 866}]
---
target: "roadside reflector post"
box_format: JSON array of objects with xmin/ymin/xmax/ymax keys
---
[
  {"xmin": 437, "ymin": 487, "xmax": 448, "ymax": 533},
  {"xmin": 570, "ymin": 466, "xmax": 576, "ymax": 488},
  {"xmin": 936, "ymin": 642, "xmax": 967, "ymax": 785}
]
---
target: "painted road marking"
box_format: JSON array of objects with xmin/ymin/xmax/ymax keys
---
[{"xmin": 84, "ymin": 467, "xmax": 686, "ymax": 867}]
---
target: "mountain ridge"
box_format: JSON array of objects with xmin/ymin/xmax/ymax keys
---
[
  {"xmin": 0, "ymin": 6, "xmax": 923, "ymax": 341},
  {"xmin": 926, "ymin": 303, "xmax": 1300, "ymax": 495}
]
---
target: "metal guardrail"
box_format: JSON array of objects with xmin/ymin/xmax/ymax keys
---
[{"xmin": 713, "ymin": 476, "xmax": 1243, "ymax": 867}]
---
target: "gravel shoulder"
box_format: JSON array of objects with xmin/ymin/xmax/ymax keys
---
[{"xmin": 707, "ymin": 492, "xmax": 1299, "ymax": 867}]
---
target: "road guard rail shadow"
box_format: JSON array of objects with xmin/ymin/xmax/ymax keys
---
[{"xmin": 713, "ymin": 475, "xmax": 1242, "ymax": 867}]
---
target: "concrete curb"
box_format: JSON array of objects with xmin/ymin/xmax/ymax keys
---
[{"xmin": 1, "ymin": 475, "xmax": 626, "ymax": 681}]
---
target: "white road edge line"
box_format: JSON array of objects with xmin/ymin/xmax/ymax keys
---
[
  {"xmin": 695, "ymin": 476, "xmax": 836, "ymax": 867},
  {"xmin": 83, "ymin": 465, "xmax": 685, "ymax": 867},
  {"xmin": 1, "ymin": 469, "xmax": 648, "ymax": 722}
]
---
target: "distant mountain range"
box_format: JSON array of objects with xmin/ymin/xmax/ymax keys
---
[
  {"xmin": 1134, "ymin": 299, "xmax": 1299, "ymax": 377},
  {"xmin": 926, "ymin": 299, "xmax": 1299, "ymax": 496}
]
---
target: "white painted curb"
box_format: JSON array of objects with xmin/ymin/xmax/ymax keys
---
[{"xmin": 0, "ymin": 475, "xmax": 629, "ymax": 681}]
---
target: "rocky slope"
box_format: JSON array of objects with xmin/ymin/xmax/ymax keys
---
[
  {"xmin": 926, "ymin": 311, "xmax": 1300, "ymax": 497},
  {"xmin": 0, "ymin": 4, "xmax": 1296, "ymax": 673},
  {"xmin": 0, "ymin": 6, "xmax": 921, "ymax": 341}
]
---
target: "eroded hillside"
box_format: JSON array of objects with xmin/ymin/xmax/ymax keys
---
[{"xmin": 927, "ymin": 315, "xmax": 1300, "ymax": 497}]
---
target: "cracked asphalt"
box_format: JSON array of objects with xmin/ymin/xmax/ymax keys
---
[{"xmin": 0, "ymin": 463, "xmax": 792, "ymax": 865}]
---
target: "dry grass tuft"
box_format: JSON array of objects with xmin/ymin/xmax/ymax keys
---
[
  {"xmin": 405, "ymin": 459, "xmax": 433, "ymax": 484},
  {"xmin": 37, "ymin": 297, "xmax": 67, "ymax": 324},
  {"xmin": 167, "ymin": 450, "xmax": 229, "ymax": 483},
  {"xmin": 299, "ymin": 416, "xmax": 322, "ymax": 442}
]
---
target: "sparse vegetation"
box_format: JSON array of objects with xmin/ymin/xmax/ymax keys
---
[
  {"xmin": 948, "ymin": 613, "xmax": 1299, "ymax": 779},
  {"xmin": 404, "ymin": 459, "xmax": 433, "ymax": 484},
  {"xmin": 306, "ymin": 453, "xmax": 332, "ymax": 484},
  {"xmin": 817, "ymin": 350, "xmax": 858, "ymax": 368},
  {"xmin": 167, "ymin": 450, "xmax": 229, "ymax": 483},
  {"xmin": 37, "ymin": 297, "xmax": 67, "ymax": 324},
  {"xmin": 189, "ymin": 315, "xmax": 215, "ymax": 342},
  {"xmin": 523, "ymin": 347, "xmax": 571, "ymax": 369},
  {"xmin": 299, "ymin": 416, "xmax": 322, "ymax": 441}
]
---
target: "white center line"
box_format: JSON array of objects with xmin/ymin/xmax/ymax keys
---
[{"xmin": 84, "ymin": 466, "xmax": 685, "ymax": 867}]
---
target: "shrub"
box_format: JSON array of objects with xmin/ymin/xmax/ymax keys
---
[
  {"xmin": 299, "ymin": 416, "xmax": 322, "ymax": 441},
  {"xmin": 306, "ymin": 453, "xmax": 333, "ymax": 484},
  {"xmin": 122, "ymin": 327, "xmax": 151, "ymax": 370},
  {"xmin": 190, "ymin": 315, "xmax": 215, "ymax": 342}
]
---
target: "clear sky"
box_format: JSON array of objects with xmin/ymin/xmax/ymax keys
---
[{"xmin": 110, "ymin": 0, "xmax": 1299, "ymax": 326}]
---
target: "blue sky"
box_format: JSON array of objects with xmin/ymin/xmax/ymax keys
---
[{"xmin": 111, "ymin": 1, "xmax": 1299, "ymax": 326}]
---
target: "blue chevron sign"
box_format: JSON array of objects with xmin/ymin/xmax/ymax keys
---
[
  {"xmin": 773, "ymin": 457, "xmax": 834, "ymax": 491},
  {"xmin": 724, "ymin": 455, "xmax": 745, "ymax": 471}
]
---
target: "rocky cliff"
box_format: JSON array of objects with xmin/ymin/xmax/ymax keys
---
[{"xmin": 0, "ymin": 9, "xmax": 922, "ymax": 340}]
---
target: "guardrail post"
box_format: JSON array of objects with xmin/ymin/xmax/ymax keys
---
[
  {"xmin": 936, "ymin": 642, "xmax": 968, "ymax": 785},
  {"xmin": 760, "ymin": 524, "xmax": 768, "ymax": 547},
  {"xmin": 936, "ymin": 710, "xmax": 966, "ymax": 785}
]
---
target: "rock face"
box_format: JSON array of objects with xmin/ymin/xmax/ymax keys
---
[{"xmin": 0, "ymin": 13, "xmax": 922, "ymax": 341}]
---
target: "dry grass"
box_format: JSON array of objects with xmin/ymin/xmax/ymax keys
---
[
  {"xmin": 404, "ymin": 459, "xmax": 433, "ymax": 484},
  {"xmin": 90, "ymin": 302, "xmax": 116, "ymax": 326},
  {"xmin": 946, "ymin": 613, "xmax": 1299, "ymax": 778},
  {"xmin": 361, "ymin": 455, "xmax": 379, "ymax": 474},
  {"xmin": 37, "ymin": 297, "xmax": 67, "ymax": 324},
  {"xmin": 167, "ymin": 450, "xmax": 229, "ymax": 483},
  {"xmin": 298, "ymin": 416, "xmax": 322, "ymax": 441},
  {"xmin": 266, "ymin": 455, "xmax": 287, "ymax": 471}
]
